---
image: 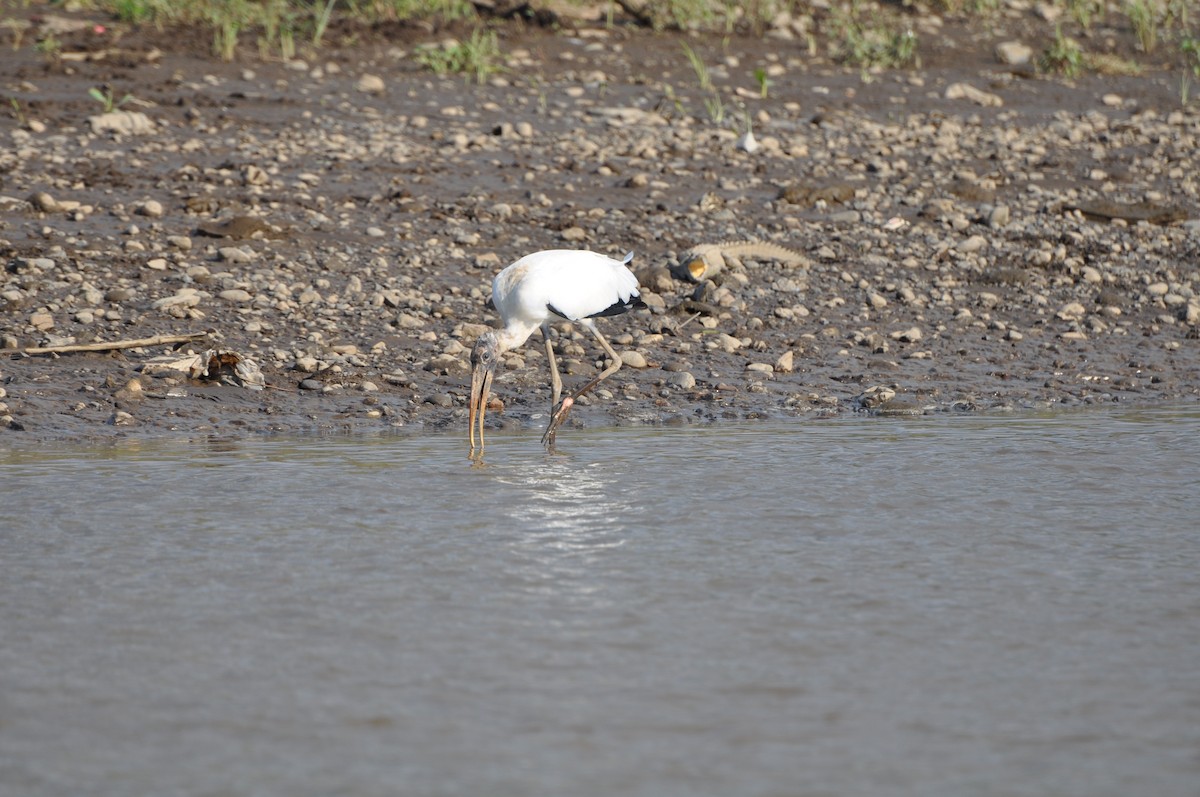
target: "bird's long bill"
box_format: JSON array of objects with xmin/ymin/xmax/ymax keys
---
[{"xmin": 468, "ymin": 364, "xmax": 493, "ymax": 451}]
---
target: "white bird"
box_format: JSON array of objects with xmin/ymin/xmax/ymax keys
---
[{"xmin": 469, "ymin": 249, "xmax": 645, "ymax": 453}]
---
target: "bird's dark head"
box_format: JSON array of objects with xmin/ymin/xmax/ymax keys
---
[{"xmin": 471, "ymin": 330, "xmax": 499, "ymax": 373}]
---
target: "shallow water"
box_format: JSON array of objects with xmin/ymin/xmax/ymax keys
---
[{"xmin": 2, "ymin": 406, "xmax": 1198, "ymax": 797}]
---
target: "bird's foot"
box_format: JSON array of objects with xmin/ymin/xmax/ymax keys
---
[{"xmin": 541, "ymin": 396, "xmax": 574, "ymax": 448}]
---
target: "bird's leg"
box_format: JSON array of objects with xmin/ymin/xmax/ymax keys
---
[
  {"xmin": 543, "ymin": 325, "xmax": 562, "ymax": 412},
  {"xmin": 542, "ymin": 325, "xmax": 624, "ymax": 447},
  {"xmin": 541, "ymin": 327, "xmax": 568, "ymax": 448}
]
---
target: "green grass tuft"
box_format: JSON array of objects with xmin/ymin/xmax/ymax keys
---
[
  {"xmin": 413, "ymin": 27, "xmax": 505, "ymax": 84},
  {"xmin": 1124, "ymin": 0, "xmax": 1161, "ymax": 54},
  {"xmin": 828, "ymin": 0, "xmax": 919, "ymax": 69},
  {"xmin": 1040, "ymin": 24, "xmax": 1084, "ymax": 77}
]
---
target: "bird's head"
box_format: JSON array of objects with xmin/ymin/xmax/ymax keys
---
[{"xmin": 469, "ymin": 331, "xmax": 499, "ymax": 451}]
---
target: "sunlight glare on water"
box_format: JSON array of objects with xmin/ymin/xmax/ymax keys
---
[{"xmin": 1, "ymin": 406, "xmax": 1198, "ymax": 797}]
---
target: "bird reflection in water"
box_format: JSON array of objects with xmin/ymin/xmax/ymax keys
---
[{"xmin": 491, "ymin": 457, "xmax": 629, "ymax": 603}]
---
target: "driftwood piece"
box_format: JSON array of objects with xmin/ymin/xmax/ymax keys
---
[{"xmin": 11, "ymin": 331, "xmax": 210, "ymax": 356}]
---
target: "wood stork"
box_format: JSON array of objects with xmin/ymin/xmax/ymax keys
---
[{"xmin": 469, "ymin": 249, "xmax": 646, "ymax": 453}]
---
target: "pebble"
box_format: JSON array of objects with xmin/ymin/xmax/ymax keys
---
[
  {"xmin": 620, "ymin": 350, "xmax": 648, "ymax": 368},
  {"xmin": 89, "ymin": 111, "xmax": 155, "ymax": 135},
  {"xmin": 958, "ymin": 235, "xmax": 988, "ymax": 254},
  {"xmin": 1057, "ymin": 302, "xmax": 1087, "ymax": 321},
  {"xmin": 426, "ymin": 353, "xmax": 468, "ymax": 373},
  {"xmin": 218, "ymin": 247, "xmax": 256, "ymax": 264},
  {"xmin": 713, "ymin": 333, "xmax": 742, "ymax": 353},
  {"xmin": 945, "ymin": 82, "xmax": 1003, "ymax": 107},
  {"xmin": 995, "ymin": 41, "xmax": 1033, "ymax": 66},
  {"xmin": 29, "ymin": 192, "xmax": 59, "ymax": 212},
  {"xmin": 137, "ymin": 199, "xmax": 164, "ymax": 217},
  {"xmin": 736, "ymin": 131, "xmax": 759, "ymax": 153},
  {"xmin": 151, "ymin": 288, "xmax": 201, "ymax": 310},
  {"xmin": 854, "ymin": 385, "xmax": 896, "ymax": 409},
  {"xmin": 356, "ymin": 74, "xmax": 386, "ymax": 94},
  {"xmin": 299, "ymin": 379, "xmax": 324, "ymax": 391},
  {"xmin": 775, "ymin": 350, "xmax": 794, "ymax": 373},
  {"xmin": 667, "ymin": 371, "xmax": 696, "ymax": 390}
]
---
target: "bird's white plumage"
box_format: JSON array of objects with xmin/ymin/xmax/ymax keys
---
[{"xmin": 492, "ymin": 250, "xmax": 640, "ymax": 345}]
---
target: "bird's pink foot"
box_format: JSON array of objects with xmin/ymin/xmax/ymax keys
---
[{"xmin": 541, "ymin": 396, "xmax": 574, "ymax": 447}]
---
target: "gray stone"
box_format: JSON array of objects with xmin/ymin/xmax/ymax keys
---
[
  {"xmin": 137, "ymin": 199, "xmax": 164, "ymax": 218},
  {"xmin": 218, "ymin": 247, "xmax": 256, "ymax": 264},
  {"xmin": 89, "ymin": 111, "xmax": 155, "ymax": 135},
  {"xmin": 620, "ymin": 350, "xmax": 648, "ymax": 368},
  {"xmin": 996, "ymin": 41, "xmax": 1033, "ymax": 66},
  {"xmin": 356, "ymin": 74, "xmax": 386, "ymax": 94},
  {"xmin": 668, "ymin": 371, "xmax": 696, "ymax": 390}
]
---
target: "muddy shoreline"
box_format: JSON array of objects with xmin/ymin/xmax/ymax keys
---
[{"xmin": 2, "ymin": 6, "xmax": 1199, "ymax": 445}]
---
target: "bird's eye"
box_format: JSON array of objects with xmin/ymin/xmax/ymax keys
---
[{"xmin": 472, "ymin": 344, "xmax": 494, "ymax": 366}]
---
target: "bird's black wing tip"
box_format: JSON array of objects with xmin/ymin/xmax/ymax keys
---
[{"xmin": 586, "ymin": 295, "xmax": 646, "ymax": 318}]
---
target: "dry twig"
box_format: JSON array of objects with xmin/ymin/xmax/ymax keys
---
[{"xmin": 11, "ymin": 331, "xmax": 210, "ymax": 356}]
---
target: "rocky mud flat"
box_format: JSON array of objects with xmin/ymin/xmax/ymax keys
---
[{"xmin": 1, "ymin": 6, "xmax": 1199, "ymax": 445}]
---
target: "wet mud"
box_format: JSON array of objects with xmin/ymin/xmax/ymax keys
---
[{"xmin": 2, "ymin": 5, "xmax": 1198, "ymax": 444}]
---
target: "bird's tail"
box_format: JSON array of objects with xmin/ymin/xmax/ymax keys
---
[{"xmin": 623, "ymin": 251, "xmax": 635, "ymax": 265}]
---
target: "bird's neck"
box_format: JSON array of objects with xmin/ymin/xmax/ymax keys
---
[{"xmin": 496, "ymin": 322, "xmax": 537, "ymax": 354}]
